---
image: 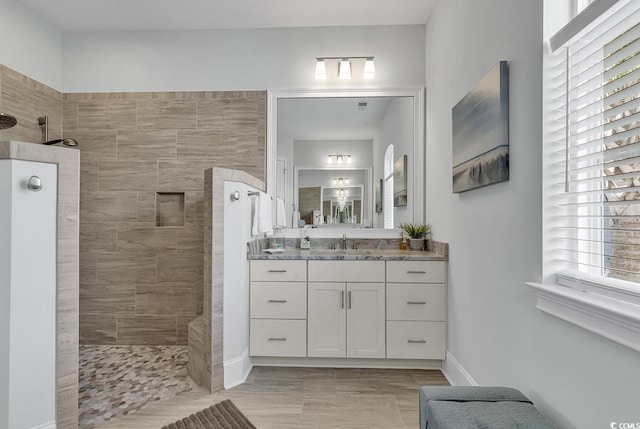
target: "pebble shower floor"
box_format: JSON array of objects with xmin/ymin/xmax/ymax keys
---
[{"xmin": 78, "ymin": 345, "xmax": 196, "ymax": 428}]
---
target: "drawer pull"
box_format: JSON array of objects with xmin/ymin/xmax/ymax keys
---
[
  {"xmin": 268, "ymin": 270, "xmax": 287, "ymax": 273},
  {"xmin": 408, "ymin": 339, "xmax": 427, "ymax": 344},
  {"xmin": 407, "ymin": 301, "xmax": 427, "ymax": 305},
  {"xmin": 407, "ymin": 270, "xmax": 427, "ymax": 274},
  {"xmin": 268, "ymin": 299, "xmax": 287, "ymax": 303},
  {"xmin": 268, "ymin": 337, "xmax": 287, "ymax": 341},
  {"xmin": 341, "ymin": 291, "xmax": 345, "ymax": 309},
  {"xmin": 348, "ymin": 291, "xmax": 352, "ymax": 309}
]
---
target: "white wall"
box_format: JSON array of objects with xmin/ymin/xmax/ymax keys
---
[
  {"xmin": 426, "ymin": 1, "xmax": 640, "ymax": 428},
  {"xmin": 0, "ymin": 159, "xmax": 57, "ymax": 429},
  {"xmin": 62, "ymin": 25, "xmax": 425, "ymax": 92},
  {"xmin": 0, "ymin": 0, "xmax": 62, "ymax": 89}
]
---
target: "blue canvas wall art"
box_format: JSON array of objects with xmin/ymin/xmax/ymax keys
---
[{"xmin": 452, "ymin": 61, "xmax": 509, "ymax": 193}]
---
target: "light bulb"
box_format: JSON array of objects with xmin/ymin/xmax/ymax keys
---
[
  {"xmin": 328, "ymin": 155, "xmax": 333, "ymax": 164},
  {"xmin": 315, "ymin": 59, "xmax": 327, "ymax": 80},
  {"xmin": 337, "ymin": 155, "xmax": 343, "ymax": 164},
  {"xmin": 338, "ymin": 59, "xmax": 352, "ymax": 79},
  {"xmin": 346, "ymin": 155, "xmax": 352, "ymax": 164},
  {"xmin": 363, "ymin": 58, "xmax": 375, "ymax": 79}
]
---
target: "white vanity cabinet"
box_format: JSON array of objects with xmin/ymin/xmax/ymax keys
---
[
  {"xmin": 307, "ymin": 261, "xmax": 386, "ymax": 358},
  {"xmin": 386, "ymin": 261, "xmax": 446, "ymax": 359},
  {"xmin": 248, "ymin": 257, "xmax": 448, "ymax": 366},
  {"xmin": 249, "ymin": 260, "xmax": 307, "ymax": 357}
]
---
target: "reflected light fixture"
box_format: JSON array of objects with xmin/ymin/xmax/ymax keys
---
[
  {"xmin": 333, "ymin": 177, "xmax": 350, "ymax": 186},
  {"xmin": 314, "ymin": 57, "xmax": 375, "ymax": 80},
  {"xmin": 327, "ymin": 154, "xmax": 352, "ymax": 165}
]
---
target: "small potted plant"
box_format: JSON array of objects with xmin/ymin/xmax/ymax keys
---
[{"xmin": 399, "ymin": 223, "xmax": 431, "ymax": 250}]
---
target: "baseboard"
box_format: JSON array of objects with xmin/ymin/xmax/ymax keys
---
[
  {"xmin": 30, "ymin": 421, "xmax": 56, "ymax": 429},
  {"xmin": 441, "ymin": 351, "xmax": 477, "ymax": 386},
  {"xmin": 251, "ymin": 356, "xmax": 443, "ymax": 369},
  {"xmin": 223, "ymin": 350, "xmax": 252, "ymax": 389}
]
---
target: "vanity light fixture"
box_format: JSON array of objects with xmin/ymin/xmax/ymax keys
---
[
  {"xmin": 315, "ymin": 57, "xmax": 375, "ymax": 80},
  {"xmin": 327, "ymin": 154, "xmax": 352, "ymax": 165},
  {"xmin": 333, "ymin": 177, "xmax": 350, "ymax": 186}
]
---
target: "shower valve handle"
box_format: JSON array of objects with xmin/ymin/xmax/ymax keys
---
[{"xmin": 27, "ymin": 176, "xmax": 42, "ymax": 192}]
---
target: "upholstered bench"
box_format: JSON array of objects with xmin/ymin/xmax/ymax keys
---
[{"xmin": 419, "ymin": 386, "xmax": 555, "ymax": 429}]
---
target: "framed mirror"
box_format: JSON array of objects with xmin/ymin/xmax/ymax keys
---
[{"xmin": 266, "ymin": 88, "xmax": 424, "ymax": 230}]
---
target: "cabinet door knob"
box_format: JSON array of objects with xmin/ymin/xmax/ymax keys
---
[
  {"xmin": 268, "ymin": 337, "xmax": 287, "ymax": 341},
  {"xmin": 407, "ymin": 301, "xmax": 427, "ymax": 305},
  {"xmin": 407, "ymin": 270, "xmax": 426, "ymax": 274},
  {"xmin": 408, "ymin": 339, "xmax": 427, "ymax": 344},
  {"xmin": 268, "ymin": 299, "xmax": 287, "ymax": 303}
]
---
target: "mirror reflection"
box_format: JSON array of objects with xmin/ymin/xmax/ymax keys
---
[
  {"xmin": 273, "ymin": 90, "xmax": 424, "ymax": 229},
  {"xmin": 297, "ymin": 168, "xmax": 366, "ymax": 226}
]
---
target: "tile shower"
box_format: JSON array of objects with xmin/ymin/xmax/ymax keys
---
[
  {"xmin": 70, "ymin": 91, "xmax": 266, "ymax": 346},
  {"xmin": 69, "ymin": 91, "xmax": 266, "ymax": 424},
  {"xmin": 1, "ymin": 63, "xmax": 267, "ymax": 427}
]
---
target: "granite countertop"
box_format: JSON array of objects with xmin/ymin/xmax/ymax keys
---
[
  {"xmin": 247, "ymin": 238, "xmax": 448, "ymax": 261},
  {"xmin": 247, "ymin": 247, "xmax": 447, "ymax": 261}
]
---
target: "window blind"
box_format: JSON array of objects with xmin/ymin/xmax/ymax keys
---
[{"xmin": 556, "ymin": 0, "xmax": 640, "ymax": 289}]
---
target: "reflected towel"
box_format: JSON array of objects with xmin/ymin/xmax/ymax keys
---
[
  {"xmin": 252, "ymin": 192, "xmax": 273, "ymax": 237},
  {"xmin": 275, "ymin": 197, "xmax": 286, "ymax": 228}
]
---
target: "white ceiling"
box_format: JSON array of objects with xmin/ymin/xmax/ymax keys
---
[
  {"xmin": 19, "ymin": 0, "xmax": 437, "ymax": 32},
  {"xmin": 278, "ymin": 97, "xmax": 393, "ymax": 141}
]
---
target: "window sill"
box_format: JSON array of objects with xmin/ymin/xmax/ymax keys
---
[{"xmin": 525, "ymin": 282, "xmax": 640, "ymax": 353}]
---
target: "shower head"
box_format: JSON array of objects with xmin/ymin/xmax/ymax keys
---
[
  {"xmin": 0, "ymin": 112, "xmax": 17, "ymax": 130},
  {"xmin": 43, "ymin": 138, "xmax": 79, "ymax": 147}
]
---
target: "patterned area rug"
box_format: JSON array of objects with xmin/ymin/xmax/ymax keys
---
[
  {"xmin": 79, "ymin": 345, "xmax": 195, "ymax": 428},
  {"xmin": 161, "ymin": 400, "xmax": 257, "ymax": 429}
]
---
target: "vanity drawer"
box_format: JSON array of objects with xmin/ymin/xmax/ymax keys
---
[
  {"xmin": 386, "ymin": 321, "xmax": 445, "ymax": 360},
  {"xmin": 250, "ymin": 260, "xmax": 307, "ymax": 282},
  {"xmin": 250, "ymin": 319, "xmax": 307, "ymax": 357},
  {"xmin": 250, "ymin": 282, "xmax": 307, "ymax": 319},
  {"xmin": 386, "ymin": 283, "xmax": 445, "ymax": 321},
  {"xmin": 308, "ymin": 260, "xmax": 385, "ymax": 282},
  {"xmin": 386, "ymin": 261, "xmax": 445, "ymax": 283}
]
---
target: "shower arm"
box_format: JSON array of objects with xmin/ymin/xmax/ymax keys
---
[{"xmin": 38, "ymin": 116, "xmax": 49, "ymax": 142}]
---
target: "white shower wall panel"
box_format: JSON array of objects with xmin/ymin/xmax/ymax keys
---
[
  {"xmin": 222, "ymin": 181, "xmax": 256, "ymax": 389},
  {"xmin": 0, "ymin": 159, "xmax": 57, "ymax": 429}
]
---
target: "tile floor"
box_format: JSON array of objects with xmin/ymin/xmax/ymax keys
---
[
  {"xmin": 78, "ymin": 345, "xmax": 196, "ymax": 428},
  {"xmin": 93, "ymin": 364, "xmax": 450, "ymax": 428}
]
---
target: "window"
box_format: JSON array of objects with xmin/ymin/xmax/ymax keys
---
[
  {"xmin": 533, "ymin": 0, "xmax": 640, "ymax": 352},
  {"xmin": 554, "ymin": 0, "xmax": 640, "ymax": 297},
  {"xmin": 384, "ymin": 144, "xmax": 394, "ymax": 229}
]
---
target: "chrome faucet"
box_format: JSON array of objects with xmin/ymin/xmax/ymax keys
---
[{"xmin": 342, "ymin": 234, "xmax": 348, "ymax": 250}]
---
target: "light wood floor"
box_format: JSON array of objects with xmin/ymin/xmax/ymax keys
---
[{"xmin": 97, "ymin": 366, "xmax": 449, "ymax": 428}]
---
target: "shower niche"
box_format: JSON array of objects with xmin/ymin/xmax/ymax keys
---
[{"xmin": 156, "ymin": 192, "xmax": 185, "ymax": 227}]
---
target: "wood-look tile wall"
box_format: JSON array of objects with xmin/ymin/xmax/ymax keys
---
[
  {"xmin": 66, "ymin": 91, "xmax": 266, "ymax": 346},
  {"xmin": 0, "ymin": 66, "xmax": 78, "ymax": 429},
  {"xmin": 0, "ymin": 64, "xmax": 62, "ymax": 143}
]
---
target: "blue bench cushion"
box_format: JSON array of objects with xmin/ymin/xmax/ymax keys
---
[{"xmin": 420, "ymin": 386, "xmax": 555, "ymax": 429}]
